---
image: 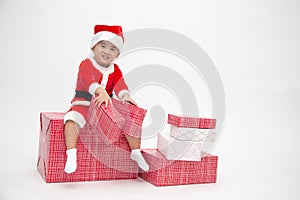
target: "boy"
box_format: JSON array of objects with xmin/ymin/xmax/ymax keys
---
[{"xmin": 63, "ymin": 25, "xmax": 149, "ymax": 174}]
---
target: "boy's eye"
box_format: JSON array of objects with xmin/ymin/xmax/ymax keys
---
[
  {"xmin": 111, "ymin": 48, "xmax": 116, "ymax": 51},
  {"xmin": 100, "ymin": 44, "xmax": 106, "ymax": 48}
]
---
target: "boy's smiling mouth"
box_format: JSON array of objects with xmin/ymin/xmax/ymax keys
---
[{"xmin": 101, "ymin": 54, "xmax": 110, "ymax": 60}]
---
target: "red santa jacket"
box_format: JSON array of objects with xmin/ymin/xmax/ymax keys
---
[{"xmin": 71, "ymin": 56, "xmax": 129, "ymax": 105}]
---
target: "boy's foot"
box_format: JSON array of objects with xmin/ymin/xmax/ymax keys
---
[
  {"xmin": 130, "ymin": 149, "xmax": 150, "ymax": 171},
  {"xmin": 64, "ymin": 148, "xmax": 77, "ymax": 174}
]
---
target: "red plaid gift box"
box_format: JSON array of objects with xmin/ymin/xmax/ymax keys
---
[
  {"xmin": 87, "ymin": 97, "xmax": 147, "ymax": 142},
  {"xmin": 37, "ymin": 112, "xmax": 138, "ymax": 183},
  {"xmin": 170, "ymin": 125, "xmax": 216, "ymax": 142},
  {"xmin": 87, "ymin": 97, "xmax": 125, "ymax": 143},
  {"xmin": 139, "ymin": 149, "xmax": 218, "ymax": 186},
  {"xmin": 168, "ymin": 114, "xmax": 217, "ymax": 129},
  {"xmin": 157, "ymin": 133, "xmax": 203, "ymax": 161},
  {"xmin": 111, "ymin": 98, "xmax": 147, "ymax": 138}
]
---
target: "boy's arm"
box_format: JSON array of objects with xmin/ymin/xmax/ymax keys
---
[
  {"xmin": 121, "ymin": 93, "xmax": 137, "ymax": 105},
  {"xmin": 94, "ymin": 87, "xmax": 112, "ymax": 107},
  {"xmin": 113, "ymin": 67, "xmax": 130, "ymax": 99},
  {"xmin": 113, "ymin": 66, "xmax": 137, "ymax": 105},
  {"xmin": 77, "ymin": 59, "xmax": 102, "ymax": 95},
  {"xmin": 77, "ymin": 59, "xmax": 111, "ymax": 107}
]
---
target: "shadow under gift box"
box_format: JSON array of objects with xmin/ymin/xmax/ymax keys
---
[
  {"xmin": 139, "ymin": 149, "xmax": 218, "ymax": 186},
  {"xmin": 37, "ymin": 112, "xmax": 138, "ymax": 183}
]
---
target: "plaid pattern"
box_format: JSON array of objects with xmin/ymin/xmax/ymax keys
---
[
  {"xmin": 170, "ymin": 125, "xmax": 216, "ymax": 142},
  {"xmin": 37, "ymin": 112, "xmax": 138, "ymax": 183},
  {"xmin": 87, "ymin": 97, "xmax": 147, "ymax": 142},
  {"xmin": 157, "ymin": 133, "xmax": 203, "ymax": 161},
  {"xmin": 139, "ymin": 149, "xmax": 218, "ymax": 186},
  {"xmin": 111, "ymin": 98, "xmax": 147, "ymax": 138},
  {"xmin": 87, "ymin": 98, "xmax": 125, "ymax": 143},
  {"xmin": 168, "ymin": 114, "xmax": 217, "ymax": 129}
]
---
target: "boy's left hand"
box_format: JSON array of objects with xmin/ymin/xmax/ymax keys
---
[{"xmin": 122, "ymin": 93, "xmax": 138, "ymax": 106}]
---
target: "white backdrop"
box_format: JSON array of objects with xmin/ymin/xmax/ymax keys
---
[{"xmin": 0, "ymin": 0, "xmax": 299, "ymax": 199}]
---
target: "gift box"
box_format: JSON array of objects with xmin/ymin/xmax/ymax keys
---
[
  {"xmin": 37, "ymin": 112, "xmax": 138, "ymax": 183},
  {"xmin": 168, "ymin": 114, "xmax": 217, "ymax": 129},
  {"xmin": 170, "ymin": 125, "xmax": 216, "ymax": 142},
  {"xmin": 87, "ymin": 97, "xmax": 125, "ymax": 143},
  {"xmin": 157, "ymin": 133, "xmax": 203, "ymax": 161},
  {"xmin": 139, "ymin": 149, "xmax": 218, "ymax": 186},
  {"xmin": 87, "ymin": 97, "xmax": 147, "ymax": 143},
  {"xmin": 111, "ymin": 98, "xmax": 147, "ymax": 138}
]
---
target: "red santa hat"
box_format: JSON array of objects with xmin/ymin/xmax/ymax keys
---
[{"xmin": 90, "ymin": 25, "xmax": 124, "ymax": 51}]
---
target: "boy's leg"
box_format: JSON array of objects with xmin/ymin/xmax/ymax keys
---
[
  {"xmin": 126, "ymin": 135, "xmax": 149, "ymax": 171},
  {"xmin": 65, "ymin": 120, "xmax": 80, "ymax": 150},
  {"xmin": 64, "ymin": 120, "xmax": 80, "ymax": 174},
  {"xmin": 63, "ymin": 106, "xmax": 88, "ymax": 174},
  {"xmin": 125, "ymin": 134, "xmax": 141, "ymax": 149}
]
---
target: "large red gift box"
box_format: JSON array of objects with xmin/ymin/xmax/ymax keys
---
[
  {"xmin": 168, "ymin": 114, "xmax": 217, "ymax": 129},
  {"xmin": 139, "ymin": 149, "xmax": 218, "ymax": 186},
  {"xmin": 37, "ymin": 112, "xmax": 138, "ymax": 183}
]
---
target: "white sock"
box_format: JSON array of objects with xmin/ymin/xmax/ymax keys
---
[
  {"xmin": 64, "ymin": 148, "xmax": 77, "ymax": 174},
  {"xmin": 130, "ymin": 149, "xmax": 149, "ymax": 171}
]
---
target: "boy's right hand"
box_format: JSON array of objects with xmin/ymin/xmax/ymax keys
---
[{"xmin": 94, "ymin": 87, "xmax": 112, "ymax": 107}]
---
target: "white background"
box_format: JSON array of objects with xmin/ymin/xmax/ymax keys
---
[{"xmin": 1, "ymin": 0, "xmax": 300, "ymax": 199}]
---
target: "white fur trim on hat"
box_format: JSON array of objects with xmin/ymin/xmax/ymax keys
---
[
  {"xmin": 64, "ymin": 111, "xmax": 86, "ymax": 128},
  {"xmin": 90, "ymin": 31, "xmax": 124, "ymax": 51}
]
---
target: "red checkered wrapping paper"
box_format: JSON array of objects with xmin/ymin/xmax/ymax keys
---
[
  {"xmin": 139, "ymin": 149, "xmax": 218, "ymax": 186},
  {"xmin": 111, "ymin": 98, "xmax": 147, "ymax": 138},
  {"xmin": 79, "ymin": 123, "xmax": 138, "ymax": 173},
  {"xmin": 157, "ymin": 133, "xmax": 203, "ymax": 161},
  {"xmin": 37, "ymin": 112, "xmax": 138, "ymax": 183},
  {"xmin": 168, "ymin": 114, "xmax": 217, "ymax": 129},
  {"xmin": 87, "ymin": 97, "xmax": 147, "ymax": 142},
  {"xmin": 87, "ymin": 97, "xmax": 125, "ymax": 143}
]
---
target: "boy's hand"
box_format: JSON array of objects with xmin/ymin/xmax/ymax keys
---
[
  {"xmin": 122, "ymin": 93, "xmax": 137, "ymax": 106},
  {"xmin": 94, "ymin": 87, "xmax": 112, "ymax": 107}
]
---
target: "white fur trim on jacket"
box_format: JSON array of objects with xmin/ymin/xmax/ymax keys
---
[
  {"xmin": 64, "ymin": 111, "xmax": 86, "ymax": 129},
  {"xmin": 89, "ymin": 82, "xmax": 102, "ymax": 95},
  {"xmin": 88, "ymin": 54, "xmax": 115, "ymax": 91},
  {"xmin": 71, "ymin": 101, "xmax": 91, "ymax": 107},
  {"xmin": 118, "ymin": 89, "xmax": 130, "ymax": 99}
]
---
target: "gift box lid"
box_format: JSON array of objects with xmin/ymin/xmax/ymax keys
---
[
  {"xmin": 111, "ymin": 98, "xmax": 147, "ymax": 126},
  {"xmin": 168, "ymin": 114, "xmax": 216, "ymax": 129},
  {"xmin": 88, "ymin": 97, "xmax": 125, "ymax": 127},
  {"xmin": 40, "ymin": 112, "xmax": 65, "ymax": 134}
]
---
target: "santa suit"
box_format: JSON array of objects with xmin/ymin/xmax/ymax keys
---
[{"xmin": 64, "ymin": 54, "xmax": 129, "ymax": 128}]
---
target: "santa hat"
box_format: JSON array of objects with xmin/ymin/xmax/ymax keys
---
[{"xmin": 90, "ymin": 25, "xmax": 124, "ymax": 51}]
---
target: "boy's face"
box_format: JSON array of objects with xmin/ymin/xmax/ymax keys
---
[{"xmin": 93, "ymin": 40, "xmax": 120, "ymax": 67}]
